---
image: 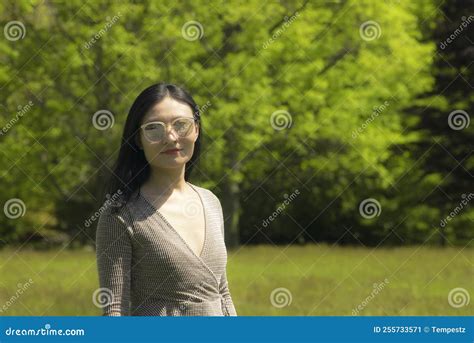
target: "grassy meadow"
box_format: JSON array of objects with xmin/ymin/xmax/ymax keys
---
[{"xmin": 0, "ymin": 244, "xmax": 472, "ymax": 316}]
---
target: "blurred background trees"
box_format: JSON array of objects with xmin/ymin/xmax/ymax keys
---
[{"xmin": 0, "ymin": 0, "xmax": 472, "ymax": 249}]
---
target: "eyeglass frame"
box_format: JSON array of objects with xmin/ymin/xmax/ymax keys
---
[{"xmin": 139, "ymin": 116, "xmax": 198, "ymax": 143}]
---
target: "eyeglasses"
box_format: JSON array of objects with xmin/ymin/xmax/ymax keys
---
[{"xmin": 140, "ymin": 117, "xmax": 196, "ymax": 143}]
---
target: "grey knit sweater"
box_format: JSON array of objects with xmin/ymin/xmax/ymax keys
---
[{"xmin": 95, "ymin": 182, "xmax": 237, "ymax": 316}]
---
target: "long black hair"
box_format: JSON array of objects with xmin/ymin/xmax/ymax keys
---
[{"xmin": 103, "ymin": 83, "xmax": 202, "ymax": 212}]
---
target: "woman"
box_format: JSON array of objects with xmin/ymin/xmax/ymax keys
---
[{"xmin": 95, "ymin": 83, "xmax": 237, "ymax": 316}]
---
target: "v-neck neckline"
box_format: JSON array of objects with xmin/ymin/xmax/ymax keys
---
[{"xmin": 138, "ymin": 181, "xmax": 208, "ymax": 260}]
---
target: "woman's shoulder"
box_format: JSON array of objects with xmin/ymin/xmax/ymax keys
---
[
  {"xmin": 96, "ymin": 194, "xmax": 134, "ymax": 227},
  {"xmin": 187, "ymin": 182, "xmax": 222, "ymax": 207}
]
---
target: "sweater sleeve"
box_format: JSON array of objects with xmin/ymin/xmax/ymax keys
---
[
  {"xmin": 95, "ymin": 209, "xmax": 132, "ymax": 316},
  {"xmin": 219, "ymin": 270, "xmax": 238, "ymax": 316},
  {"xmin": 213, "ymin": 192, "xmax": 238, "ymax": 316}
]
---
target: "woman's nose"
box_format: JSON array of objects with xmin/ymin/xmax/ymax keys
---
[{"xmin": 165, "ymin": 127, "xmax": 179, "ymax": 142}]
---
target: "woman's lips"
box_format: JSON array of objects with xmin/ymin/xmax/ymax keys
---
[{"xmin": 161, "ymin": 149, "xmax": 183, "ymax": 155}]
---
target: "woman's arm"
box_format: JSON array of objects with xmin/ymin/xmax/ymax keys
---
[
  {"xmin": 219, "ymin": 270, "xmax": 238, "ymax": 316},
  {"xmin": 212, "ymin": 191, "xmax": 238, "ymax": 316},
  {"xmin": 95, "ymin": 209, "xmax": 132, "ymax": 316}
]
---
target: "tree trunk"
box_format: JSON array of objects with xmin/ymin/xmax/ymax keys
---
[{"xmin": 221, "ymin": 180, "xmax": 241, "ymax": 248}]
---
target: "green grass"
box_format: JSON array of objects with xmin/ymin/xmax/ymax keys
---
[{"xmin": 0, "ymin": 244, "xmax": 472, "ymax": 315}]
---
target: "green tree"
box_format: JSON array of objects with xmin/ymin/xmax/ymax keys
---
[
  {"xmin": 406, "ymin": 0, "xmax": 473, "ymax": 246},
  {"xmin": 0, "ymin": 0, "xmax": 449, "ymax": 249}
]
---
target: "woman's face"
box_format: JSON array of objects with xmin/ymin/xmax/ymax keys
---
[{"xmin": 137, "ymin": 96, "xmax": 199, "ymax": 170}]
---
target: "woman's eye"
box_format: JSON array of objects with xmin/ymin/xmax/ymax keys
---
[
  {"xmin": 174, "ymin": 120, "xmax": 190, "ymax": 130},
  {"xmin": 145, "ymin": 123, "xmax": 162, "ymax": 130}
]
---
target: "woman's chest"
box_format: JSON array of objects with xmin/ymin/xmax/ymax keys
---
[
  {"xmin": 129, "ymin": 198, "xmax": 227, "ymax": 277},
  {"xmin": 158, "ymin": 200, "xmax": 206, "ymax": 258},
  {"xmin": 127, "ymin": 192, "xmax": 228, "ymax": 290}
]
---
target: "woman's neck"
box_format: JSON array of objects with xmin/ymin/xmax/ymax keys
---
[{"xmin": 141, "ymin": 166, "xmax": 188, "ymax": 197}]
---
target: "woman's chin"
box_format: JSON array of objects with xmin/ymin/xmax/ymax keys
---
[{"xmin": 151, "ymin": 160, "xmax": 187, "ymax": 169}]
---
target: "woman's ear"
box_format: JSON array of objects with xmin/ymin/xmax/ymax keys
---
[{"xmin": 193, "ymin": 123, "xmax": 199, "ymax": 142}]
